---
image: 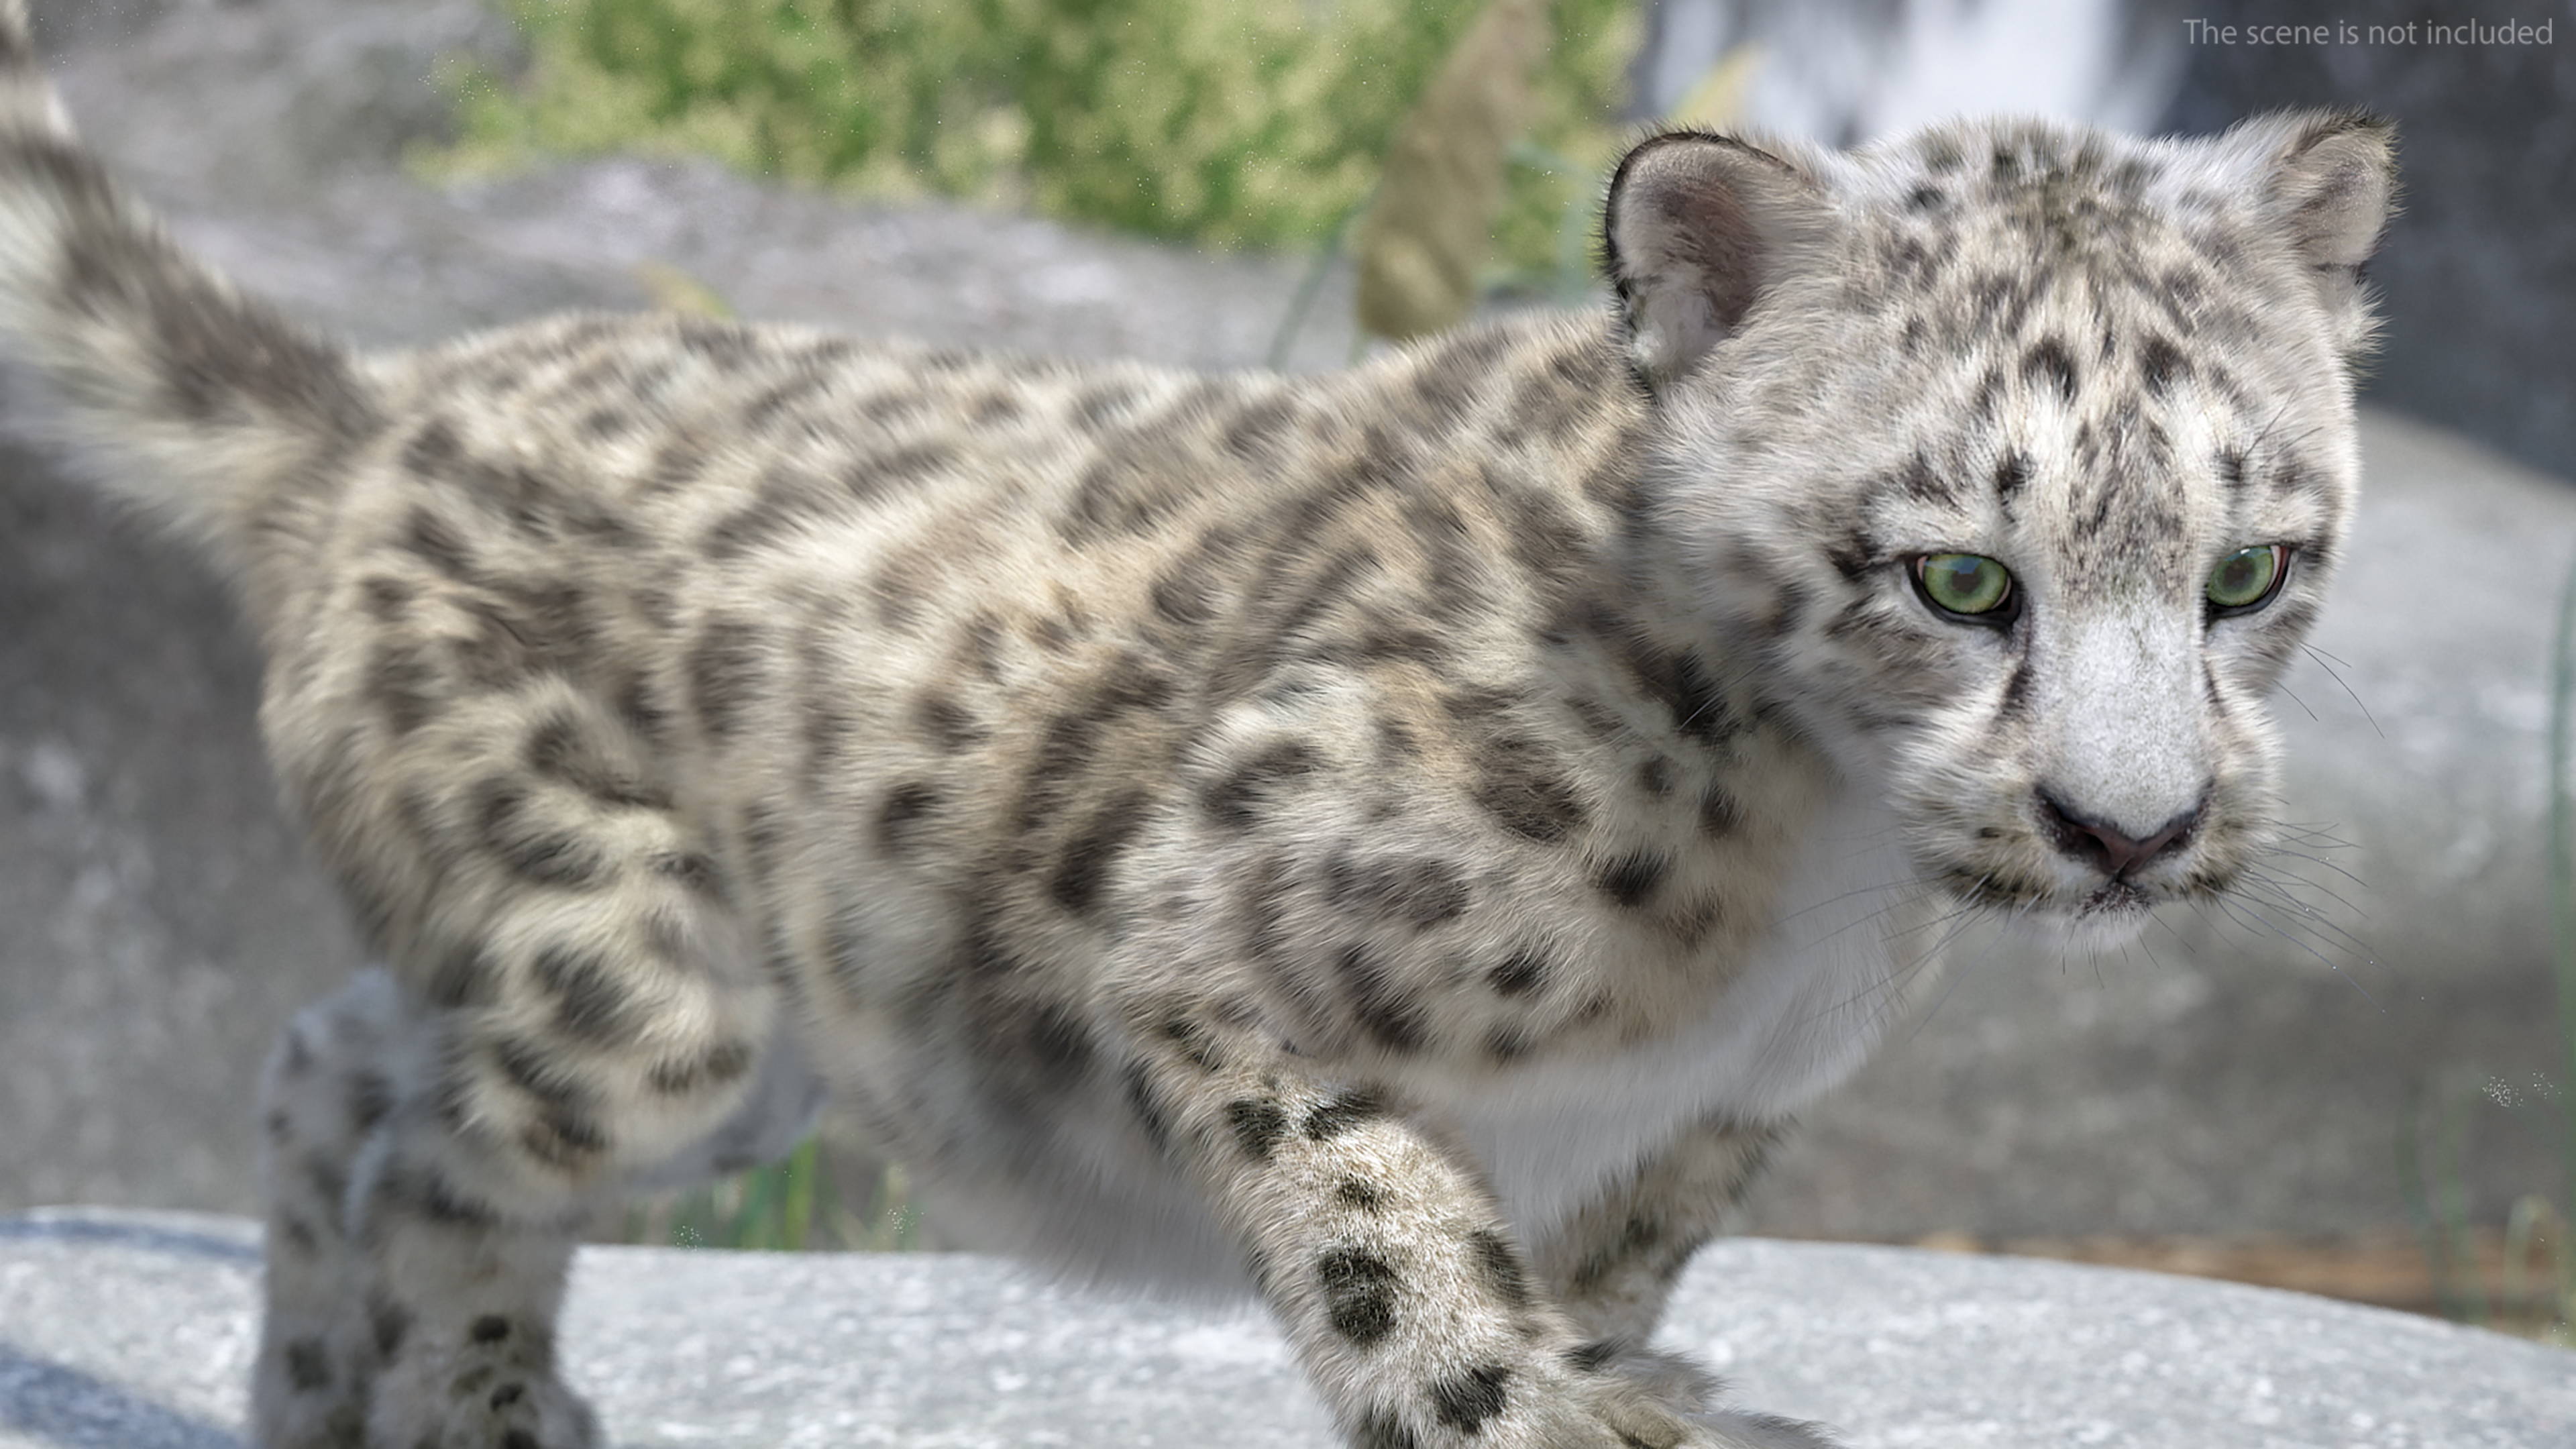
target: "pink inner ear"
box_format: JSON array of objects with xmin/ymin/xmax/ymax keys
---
[
  {"xmin": 2287, "ymin": 146, "xmax": 2393, "ymax": 270},
  {"xmin": 1654, "ymin": 181, "xmax": 1766, "ymax": 335}
]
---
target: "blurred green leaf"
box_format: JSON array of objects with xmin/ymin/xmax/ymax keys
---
[{"xmin": 433, "ymin": 0, "xmax": 1638, "ymax": 268}]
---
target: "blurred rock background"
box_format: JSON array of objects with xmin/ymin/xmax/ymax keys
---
[{"xmin": 3, "ymin": 0, "xmax": 2571, "ymax": 1311}]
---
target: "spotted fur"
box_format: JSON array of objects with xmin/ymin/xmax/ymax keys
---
[{"xmin": 0, "ymin": 3, "xmax": 2393, "ymax": 1443}]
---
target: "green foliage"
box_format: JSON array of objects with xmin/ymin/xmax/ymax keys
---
[
  {"xmin": 439, "ymin": 0, "xmax": 1637, "ymax": 267},
  {"xmin": 627, "ymin": 1135, "xmax": 924, "ymax": 1252}
]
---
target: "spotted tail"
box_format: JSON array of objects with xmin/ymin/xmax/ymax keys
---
[{"xmin": 0, "ymin": 0, "xmax": 382, "ymax": 606}]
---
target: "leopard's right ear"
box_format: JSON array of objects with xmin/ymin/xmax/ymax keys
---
[{"xmin": 1603, "ymin": 131, "xmax": 1837, "ymax": 391}]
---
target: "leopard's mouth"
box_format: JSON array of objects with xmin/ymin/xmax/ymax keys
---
[
  {"xmin": 1934, "ymin": 865, "xmax": 2168, "ymax": 950},
  {"xmin": 2076, "ymin": 877, "xmax": 2155, "ymax": 917}
]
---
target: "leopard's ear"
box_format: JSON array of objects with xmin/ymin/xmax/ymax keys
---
[
  {"xmin": 1602, "ymin": 131, "xmax": 1837, "ymax": 390},
  {"xmin": 2220, "ymin": 109, "xmax": 2398, "ymax": 356}
]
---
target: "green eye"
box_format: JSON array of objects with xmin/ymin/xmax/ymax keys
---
[
  {"xmin": 2206, "ymin": 544, "xmax": 2287, "ymax": 611},
  {"xmin": 1915, "ymin": 553, "xmax": 2014, "ymax": 617}
]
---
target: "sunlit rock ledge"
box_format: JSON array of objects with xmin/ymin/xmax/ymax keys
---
[{"xmin": 1, "ymin": 1207, "xmax": 2568, "ymax": 1449}]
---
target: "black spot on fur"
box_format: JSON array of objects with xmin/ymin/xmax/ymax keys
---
[
  {"xmin": 1619, "ymin": 640, "xmax": 1733, "ymax": 745},
  {"xmin": 1467, "ymin": 1229, "xmax": 1531, "ymax": 1307},
  {"xmin": 1699, "ymin": 784, "xmax": 1743, "ymax": 838},
  {"xmin": 1566, "ymin": 1338, "xmax": 1621, "ymax": 1373},
  {"xmin": 2023, "ymin": 336, "xmax": 2079, "ymax": 402},
  {"xmin": 1337, "ymin": 1177, "xmax": 1386, "ymax": 1210},
  {"xmin": 1336, "ymin": 945, "xmax": 1428, "ymax": 1053},
  {"xmin": 1472, "ymin": 739, "xmax": 1587, "ymax": 845},
  {"xmin": 1994, "ymin": 451, "xmax": 2032, "ymax": 498},
  {"xmin": 876, "ymin": 782, "xmax": 943, "ymax": 857},
  {"xmin": 365, "ymin": 643, "xmax": 440, "ymax": 735},
  {"xmin": 1485, "ymin": 949, "xmax": 1549, "ymax": 998},
  {"xmin": 282, "ymin": 1335, "xmax": 331, "ymax": 1393},
  {"xmin": 1316, "ymin": 1248, "xmax": 1400, "ymax": 1346},
  {"xmin": 639, "ymin": 437, "xmax": 706, "ymax": 496},
  {"xmin": 1200, "ymin": 741, "xmax": 1322, "ymax": 829},
  {"xmin": 1326, "ymin": 854, "xmax": 1471, "ymax": 928},
  {"xmin": 1050, "ymin": 788, "xmax": 1151, "ymax": 915},
  {"xmin": 473, "ymin": 776, "xmax": 609, "ymax": 889},
  {"xmin": 470, "ymin": 1315, "xmax": 511, "ymax": 1344},
  {"xmin": 1592, "ymin": 851, "xmax": 1668, "ymax": 908},
  {"xmin": 1159, "ymin": 1014, "xmax": 1226, "ymax": 1073},
  {"xmin": 1303, "ymin": 1087, "xmax": 1388, "ymax": 1140},
  {"xmin": 687, "ymin": 619, "xmax": 763, "ymax": 739},
  {"xmin": 1150, "ymin": 568, "xmax": 1219, "ymax": 626},
  {"xmin": 366, "ymin": 1293, "xmax": 413, "ymax": 1357},
  {"xmin": 2140, "ymin": 333, "xmax": 2190, "ymax": 397},
  {"xmin": 1122, "ymin": 1061, "xmax": 1172, "ymax": 1153},
  {"xmin": 700, "ymin": 467, "xmax": 837, "ymax": 557},
  {"xmin": 1636, "ymin": 755, "xmax": 1672, "ymax": 798},
  {"xmin": 863, "ymin": 442, "xmax": 959, "ymax": 492},
  {"xmin": 1228, "ymin": 1097, "xmax": 1289, "ymax": 1160},
  {"xmin": 525, "ymin": 716, "xmax": 662, "ymax": 810},
  {"xmin": 1892, "ymin": 452, "xmax": 1950, "ymax": 503},
  {"xmin": 1429, "ymin": 1364, "xmax": 1513, "ymax": 1432},
  {"xmin": 400, "ymin": 506, "xmax": 475, "ymax": 580},
  {"xmin": 647, "ymin": 1040, "xmax": 751, "ymax": 1095},
  {"xmin": 532, "ymin": 945, "xmax": 639, "ymax": 1046},
  {"xmin": 914, "ymin": 692, "xmax": 983, "ymax": 751}
]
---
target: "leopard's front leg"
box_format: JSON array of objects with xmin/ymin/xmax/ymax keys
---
[
  {"xmin": 1532, "ymin": 1115, "xmax": 1836, "ymax": 1448},
  {"xmin": 1118, "ymin": 998, "xmax": 1799, "ymax": 1449}
]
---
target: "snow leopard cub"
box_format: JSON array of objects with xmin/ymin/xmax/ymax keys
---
[{"xmin": 0, "ymin": 2, "xmax": 2392, "ymax": 1443}]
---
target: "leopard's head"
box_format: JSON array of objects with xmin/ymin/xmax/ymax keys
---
[{"xmin": 1608, "ymin": 110, "xmax": 2396, "ymax": 945}]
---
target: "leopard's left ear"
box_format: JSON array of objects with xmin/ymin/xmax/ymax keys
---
[
  {"xmin": 1603, "ymin": 131, "xmax": 1838, "ymax": 391},
  {"xmin": 2226, "ymin": 109, "xmax": 2399, "ymax": 356}
]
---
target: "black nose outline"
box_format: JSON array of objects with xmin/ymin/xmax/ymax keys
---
[{"xmin": 2033, "ymin": 787, "xmax": 2204, "ymax": 879}]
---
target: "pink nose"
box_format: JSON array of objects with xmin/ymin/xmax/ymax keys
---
[{"xmin": 2035, "ymin": 789, "xmax": 2200, "ymax": 878}]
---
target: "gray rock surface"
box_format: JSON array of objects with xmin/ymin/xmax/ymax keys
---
[
  {"xmin": 2, "ymin": 1208, "xmax": 2570, "ymax": 1449},
  {"xmin": 3, "ymin": 0, "xmax": 2573, "ymax": 1243}
]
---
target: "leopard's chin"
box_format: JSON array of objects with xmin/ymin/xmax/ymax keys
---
[{"xmin": 2010, "ymin": 882, "xmax": 2160, "ymax": 952}]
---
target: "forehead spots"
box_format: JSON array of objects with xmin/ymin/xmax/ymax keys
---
[
  {"xmin": 1994, "ymin": 451, "xmax": 2032, "ymax": 499},
  {"xmin": 2139, "ymin": 334, "xmax": 2190, "ymax": 398},
  {"xmin": 2021, "ymin": 336, "xmax": 2079, "ymax": 403}
]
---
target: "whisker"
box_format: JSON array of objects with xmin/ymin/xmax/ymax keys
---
[
  {"xmin": 2237, "ymin": 867, "xmax": 2372, "ymax": 933},
  {"xmin": 2255, "ymin": 845, "xmax": 2371, "ymax": 897},
  {"xmin": 2300, "ymin": 641, "xmax": 2383, "ymax": 737},
  {"xmin": 2212, "ymin": 894, "xmax": 2385, "ymax": 1010},
  {"xmin": 2271, "ymin": 820, "xmax": 2361, "ymax": 851},
  {"xmin": 1898, "ymin": 897, "xmax": 2036, "ymax": 1044}
]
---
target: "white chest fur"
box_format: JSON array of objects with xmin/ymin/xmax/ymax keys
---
[{"xmin": 1441, "ymin": 787, "xmax": 1930, "ymax": 1240}]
